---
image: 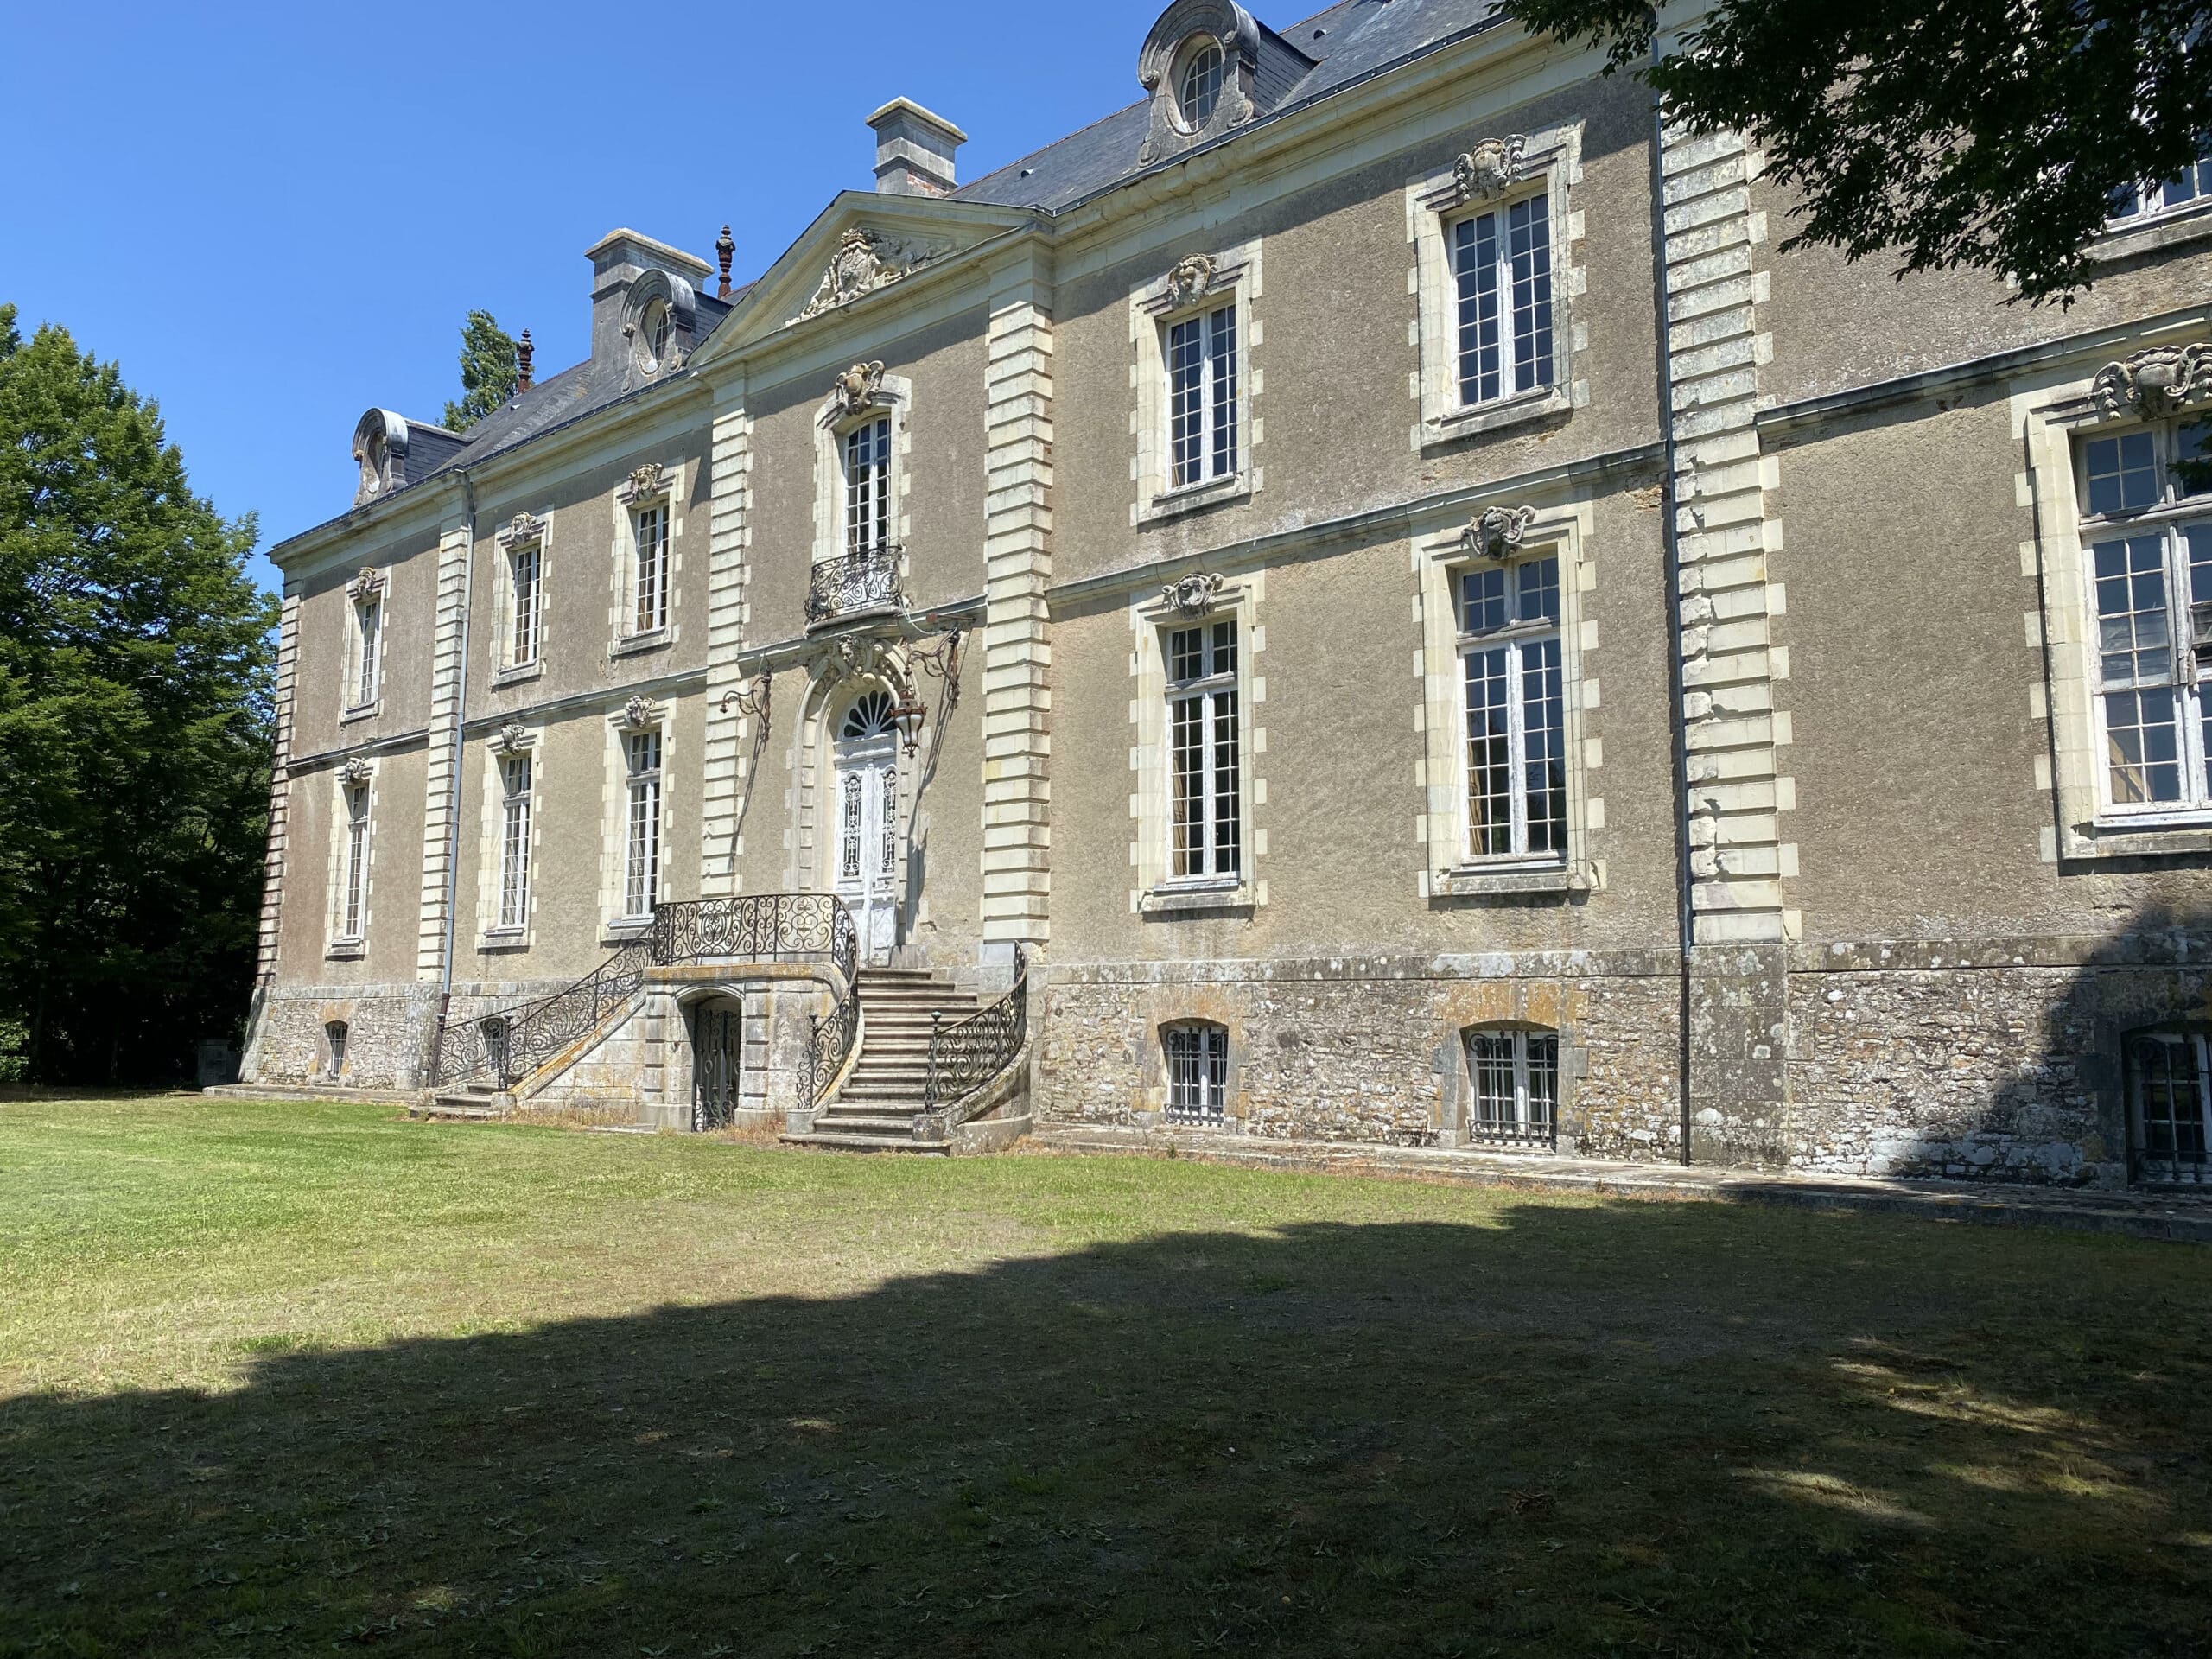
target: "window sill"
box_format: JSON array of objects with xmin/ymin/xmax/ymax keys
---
[
  {"xmin": 601, "ymin": 918, "xmax": 654, "ymax": 946},
  {"xmin": 1423, "ymin": 385, "xmax": 1571, "ymax": 449},
  {"xmin": 609, "ymin": 627, "xmax": 673, "ymax": 661},
  {"xmin": 1140, "ymin": 472, "xmax": 1250, "ymax": 526},
  {"xmin": 2088, "ymin": 199, "xmax": 2212, "ymax": 270},
  {"xmin": 2068, "ymin": 815, "xmax": 2212, "ymax": 860},
  {"xmin": 478, "ymin": 929, "xmax": 531, "ymax": 952},
  {"xmin": 325, "ymin": 939, "xmax": 365, "ymax": 961},
  {"xmin": 1433, "ymin": 859, "xmax": 1586, "ymax": 899},
  {"xmin": 492, "ymin": 662, "xmax": 543, "ymax": 689},
  {"xmin": 339, "ymin": 702, "xmax": 382, "ymax": 726},
  {"xmin": 1140, "ymin": 879, "xmax": 1253, "ymax": 916}
]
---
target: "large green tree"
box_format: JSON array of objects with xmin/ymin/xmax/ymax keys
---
[
  {"xmin": 442, "ymin": 308, "xmax": 518, "ymax": 431},
  {"xmin": 1503, "ymin": 0, "xmax": 2212, "ymax": 304},
  {"xmin": 0, "ymin": 303, "xmax": 276, "ymax": 1084}
]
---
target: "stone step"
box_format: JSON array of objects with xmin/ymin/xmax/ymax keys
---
[
  {"xmin": 815, "ymin": 1112, "xmax": 925, "ymax": 1134},
  {"xmin": 781, "ymin": 1131, "xmax": 950, "ymax": 1155}
]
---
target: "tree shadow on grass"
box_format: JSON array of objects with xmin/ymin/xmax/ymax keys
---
[{"xmin": 3, "ymin": 1201, "xmax": 2209, "ymax": 1657}]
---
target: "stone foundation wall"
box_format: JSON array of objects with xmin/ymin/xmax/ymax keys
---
[{"xmin": 241, "ymin": 982, "xmax": 443, "ymax": 1090}]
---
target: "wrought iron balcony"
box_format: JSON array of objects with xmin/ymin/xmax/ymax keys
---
[{"xmin": 806, "ymin": 546, "xmax": 904, "ymax": 625}]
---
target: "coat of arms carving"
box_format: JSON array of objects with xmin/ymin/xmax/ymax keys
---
[
  {"xmin": 799, "ymin": 228, "xmax": 944, "ymax": 321},
  {"xmin": 1454, "ymin": 135, "xmax": 1528, "ymax": 202},
  {"xmin": 829, "ymin": 361, "xmax": 889, "ymax": 419},
  {"xmin": 1464, "ymin": 505, "xmax": 1537, "ymax": 560},
  {"xmin": 1160, "ymin": 571, "xmax": 1224, "ymax": 616},
  {"xmin": 2094, "ymin": 343, "xmax": 2212, "ymax": 418},
  {"xmin": 1166, "ymin": 254, "xmax": 1218, "ymax": 310}
]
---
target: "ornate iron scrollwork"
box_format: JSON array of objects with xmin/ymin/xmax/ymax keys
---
[
  {"xmin": 921, "ymin": 944, "xmax": 1029, "ymax": 1113},
  {"xmin": 805, "ymin": 548, "xmax": 905, "ymax": 624}
]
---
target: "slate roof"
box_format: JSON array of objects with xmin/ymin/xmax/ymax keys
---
[{"xmin": 954, "ymin": 0, "xmax": 1504, "ymax": 212}]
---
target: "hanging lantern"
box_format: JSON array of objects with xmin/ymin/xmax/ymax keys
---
[{"xmin": 890, "ymin": 694, "xmax": 927, "ymax": 757}]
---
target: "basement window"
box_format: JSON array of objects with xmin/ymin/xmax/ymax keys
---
[
  {"xmin": 1164, "ymin": 1022, "xmax": 1229, "ymax": 1123},
  {"xmin": 1464, "ymin": 1026, "xmax": 1558, "ymax": 1147}
]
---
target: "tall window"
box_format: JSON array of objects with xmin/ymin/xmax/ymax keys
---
[
  {"xmin": 499, "ymin": 753, "xmax": 532, "ymax": 930},
  {"xmin": 1460, "ymin": 553, "xmax": 1566, "ymax": 858},
  {"xmin": 1167, "ymin": 619, "xmax": 1241, "ymax": 880},
  {"xmin": 510, "ymin": 543, "xmax": 541, "ymax": 666},
  {"xmin": 2129, "ymin": 1030, "xmax": 2212, "ymax": 1185},
  {"xmin": 1167, "ymin": 304, "xmax": 1239, "ymax": 487},
  {"xmin": 623, "ymin": 729, "xmax": 662, "ymax": 918},
  {"xmin": 352, "ymin": 594, "xmax": 383, "ymax": 709},
  {"xmin": 340, "ymin": 780, "xmax": 370, "ymax": 939},
  {"xmin": 1465, "ymin": 1027, "xmax": 1559, "ymax": 1145},
  {"xmin": 2110, "ymin": 151, "xmax": 2212, "ymax": 221},
  {"xmin": 1453, "ymin": 192, "xmax": 1554, "ymax": 406},
  {"xmin": 632, "ymin": 504, "xmax": 669, "ymax": 635},
  {"xmin": 845, "ymin": 417, "xmax": 893, "ymax": 555},
  {"xmin": 1165, "ymin": 1023, "xmax": 1229, "ymax": 1122},
  {"xmin": 2079, "ymin": 417, "xmax": 2212, "ymax": 810}
]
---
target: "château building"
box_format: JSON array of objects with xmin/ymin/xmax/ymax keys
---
[{"xmin": 241, "ymin": 0, "xmax": 2212, "ymax": 1186}]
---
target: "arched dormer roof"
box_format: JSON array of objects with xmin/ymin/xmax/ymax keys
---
[{"xmin": 1137, "ymin": 0, "xmax": 1316, "ymax": 166}]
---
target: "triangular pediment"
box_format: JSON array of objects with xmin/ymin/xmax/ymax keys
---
[{"xmin": 690, "ymin": 193, "xmax": 1043, "ymax": 368}]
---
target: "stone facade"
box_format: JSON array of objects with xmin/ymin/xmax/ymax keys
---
[{"xmin": 242, "ymin": 0, "xmax": 2212, "ymax": 1188}]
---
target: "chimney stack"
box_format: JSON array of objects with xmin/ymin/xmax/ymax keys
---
[{"xmin": 867, "ymin": 98, "xmax": 966, "ymax": 197}]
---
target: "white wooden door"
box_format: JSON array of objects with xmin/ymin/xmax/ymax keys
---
[{"xmin": 832, "ymin": 694, "xmax": 901, "ymax": 963}]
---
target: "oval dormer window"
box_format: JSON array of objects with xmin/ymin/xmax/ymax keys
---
[
  {"xmin": 638, "ymin": 297, "xmax": 672, "ymax": 373},
  {"xmin": 1178, "ymin": 41, "xmax": 1224, "ymax": 130}
]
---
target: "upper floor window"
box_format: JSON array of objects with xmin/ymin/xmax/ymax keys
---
[
  {"xmin": 1168, "ymin": 303, "xmax": 1238, "ymax": 488},
  {"xmin": 1459, "ymin": 552, "xmax": 1566, "ymax": 859},
  {"xmin": 845, "ymin": 416, "xmax": 893, "ymax": 555},
  {"xmin": 340, "ymin": 778, "xmax": 371, "ymax": 941},
  {"xmin": 622, "ymin": 728, "xmax": 663, "ymax": 920},
  {"xmin": 2077, "ymin": 416, "xmax": 2212, "ymax": 812},
  {"xmin": 1453, "ymin": 191, "xmax": 1554, "ymax": 408},
  {"xmin": 350, "ymin": 590, "xmax": 383, "ymax": 710},
  {"xmin": 510, "ymin": 541, "xmax": 541, "ymax": 667},
  {"xmin": 499, "ymin": 753, "xmax": 533, "ymax": 930},
  {"xmin": 1465, "ymin": 1026, "xmax": 1558, "ymax": 1146},
  {"xmin": 1178, "ymin": 42, "xmax": 1224, "ymax": 130},
  {"xmin": 632, "ymin": 503, "xmax": 669, "ymax": 635},
  {"xmin": 2110, "ymin": 151, "xmax": 2212, "ymax": 222},
  {"xmin": 1167, "ymin": 618, "xmax": 1241, "ymax": 880},
  {"xmin": 1165, "ymin": 1021, "xmax": 1229, "ymax": 1122}
]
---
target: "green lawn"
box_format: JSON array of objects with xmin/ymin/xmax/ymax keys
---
[{"xmin": 1, "ymin": 1097, "xmax": 2208, "ymax": 1657}]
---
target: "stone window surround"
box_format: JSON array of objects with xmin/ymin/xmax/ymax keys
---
[
  {"xmin": 601, "ymin": 699, "xmax": 672, "ymax": 941},
  {"xmin": 325, "ymin": 759, "xmax": 377, "ymax": 960},
  {"xmin": 1407, "ymin": 122, "xmax": 1587, "ymax": 451},
  {"xmin": 812, "ymin": 366, "xmax": 915, "ymax": 579},
  {"xmin": 1415, "ymin": 505, "xmax": 1603, "ymax": 900},
  {"xmin": 492, "ymin": 510, "xmax": 550, "ymax": 687},
  {"xmin": 1438, "ymin": 1014, "xmax": 1588, "ymax": 1151},
  {"xmin": 342, "ymin": 567, "xmax": 387, "ymax": 722},
  {"xmin": 612, "ymin": 461, "xmax": 681, "ymax": 659},
  {"xmin": 2026, "ymin": 365, "xmax": 2212, "ymax": 860},
  {"xmin": 1135, "ymin": 1008, "xmax": 1249, "ymax": 1128},
  {"xmin": 1129, "ymin": 238, "xmax": 1263, "ymax": 526},
  {"xmin": 477, "ymin": 723, "xmax": 541, "ymax": 953},
  {"xmin": 1129, "ymin": 570, "xmax": 1268, "ymax": 916}
]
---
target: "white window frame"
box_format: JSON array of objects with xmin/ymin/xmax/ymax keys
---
[
  {"xmin": 810, "ymin": 371, "xmax": 912, "ymax": 586},
  {"xmin": 621, "ymin": 726, "xmax": 664, "ymax": 924},
  {"xmin": 328, "ymin": 763, "xmax": 374, "ymax": 955},
  {"xmin": 493, "ymin": 510, "xmax": 549, "ymax": 681},
  {"xmin": 1166, "ymin": 302, "xmax": 1240, "ymax": 491},
  {"xmin": 1409, "ymin": 124, "xmax": 1581, "ymax": 447},
  {"xmin": 1165, "ymin": 615, "xmax": 1243, "ymax": 884},
  {"xmin": 2108, "ymin": 150, "xmax": 2212, "ymax": 225},
  {"xmin": 842, "ymin": 414, "xmax": 894, "ymax": 556},
  {"xmin": 613, "ymin": 462, "xmax": 677, "ymax": 654},
  {"xmin": 1131, "ymin": 240, "xmax": 1260, "ymax": 523},
  {"xmin": 630, "ymin": 501, "xmax": 670, "ymax": 636},
  {"xmin": 1456, "ymin": 549, "xmax": 1569, "ymax": 861},
  {"xmin": 344, "ymin": 568, "xmax": 386, "ymax": 716},
  {"xmin": 1164, "ymin": 1022, "xmax": 1230, "ymax": 1123},
  {"xmin": 1462, "ymin": 1027, "xmax": 1560, "ymax": 1146},
  {"xmin": 498, "ymin": 750, "xmax": 533, "ymax": 931},
  {"xmin": 1449, "ymin": 190, "xmax": 1556, "ymax": 410}
]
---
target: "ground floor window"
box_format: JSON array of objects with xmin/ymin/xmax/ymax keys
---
[
  {"xmin": 1165, "ymin": 1022, "xmax": 1229, "ymax": 1123},
  {"xmin": 321, "ymin": 1020, "xmax": 349, "ymax": 1081},
  {"xmin": 1465, "ymin": 1027, "xmax": 1559, "ymax": 1146},
  {"xmin": 2129, "ymin": 1029, "xmax": 2212, "ymax": 1185}
]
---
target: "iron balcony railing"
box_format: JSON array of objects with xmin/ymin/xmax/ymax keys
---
[
  {"xmin": 922, "ymin": 944, "xmax": 1029, "ymax": 1110},
  {"xmin": 805, "ymin": 546, "xmax": 904, "ymax": 625},
  {"xmin": 652, "ymin": 893, "xmax": 852, "ymax": 969}
]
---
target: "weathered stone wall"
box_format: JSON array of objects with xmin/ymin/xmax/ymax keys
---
[{"xmin": 244, "ymin": 983, "xmax": 442, "ymax": 1090}]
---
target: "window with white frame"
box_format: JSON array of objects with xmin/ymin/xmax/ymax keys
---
[
  {"xmin": 2128, "ymin": 1028, "xmax": 2212, "ymax": 1185},
  {"xmin": 1452, "ymin": 191, "xmax": 1554, "ymax": 407},
  {"xmin": 632, "ymin": 503, "xmax": 669, "ymax": 635},
  {"xmin": 1167, "ymin": 303, "xmax": 1239, "ymax": 488},
  {"xmin": 1465, "ymin": 1027, "xmax": 1559, "ymax": 1145},
  {"xmin": 1166, "ymin": 619, "xmax": 1241, "ymax": 880},
  {"xmin": 1165, "ymin": 1022, "xmax": 1229, "ymax": 1122},
  {"xmin": 339, "ymin": 778, "xmax": 371, "ymax": 941},
  {"xmin": 622, "ymin": 728, "xmax": 662, "ymax": 918},
  {"xmin": 2110, "ymin": 150, "xmax": 2212, "ymax": 222},
  {"xmin": 498, "ymin": 752, "xmax": 532, "ymax": 930},
  {"xmin": 351, "ymin": 592, "xmax": 383, "ymax": 709},
  {"xmin": 844, "ymin": 416, "xmax": 893, "ymax": 555},
  {"xmin": 2076, "ymin": 416, "xmax": 2212, "ymax": 812},
  {"xmin": 1459, "ymin": 552, "xmax": 1567, "ymax": 859},
  {"xmin": 510, "ymin": 541, "xmax": 541, "ymax": 668}
]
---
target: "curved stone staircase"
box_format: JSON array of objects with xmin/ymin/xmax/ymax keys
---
[{"xmin": 784, "ymin": 967, "xmax": 976, "ymax": 1154}]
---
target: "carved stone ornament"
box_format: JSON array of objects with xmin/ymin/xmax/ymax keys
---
[
  {"xmin": 798, "ymin": 227, "xmax": 944, "ymax": 321},
  {"xmin": 495, "ymin": 510, "xmax": 545, "ymax": 550},
  {"xmin": 813, "ymin": 634, "xmax": 888, "ymax": 690},
  {"xmin": 1165, "ymin": 254, "xmax": 1217, "ymax": 310},
  {"xmin": 828, "ymin": 360, "xmax": 889, "ymax": 420},
  {"xmin": 1454, "ymin": 135, "xmax": 1528, "ymax": 203},
  {"xmin": 620, "ymin": 696, "xmax": 663, "ymax": 732},
  {"xmin": 347, "ymin": 565, "xmax": 386, "ymax": 599},
  {"xmin": 1160, "ymin": 571, "xmax": 1224, "ymax": 616},
  {"xmin": 1464, "ymin": 505, "xmax": 1537, "ymax": 560},
  {"xmin": 2094, "ymin": 342, "xmax": 2212, "ymax": 418},
  {"xmin": 493, "ymin": 721, "xmax": 531, "ymax": 754},
  {"xmin": 339, "ymin": 758, "xmax": 373, "ymax": 787},
  {"xmin": 620, "ymin": 461, "xmax": 668, "ymax": 504}
]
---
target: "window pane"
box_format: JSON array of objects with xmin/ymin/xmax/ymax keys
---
[
  {"xmin": 1211, "ymin": 688, "xmax": 1241, "ymax": 875},
  {"xmin": 1169, "ymin": 626, "xmax": 1203, "ymax": 683},
  {"xmin": 1168, "ymin": 317, "xmax": 1205, "ymax": 486},
  {"xmin": 1460, "ymin": 567, "xmax": 1507, "ymax": 635},
  {"xmin": 2084, "ymin": 433, "xmax": 2158, "ymax": 515},
  {"xmin": 1210, "ymin": 618, "xmax": 1237, "ymax": 677},
  {"xmin": 1166, "ymin": 1026, "xmax": 1228, "ymax": 1122},
  {"xmin": 1509, "ymin": 192, "xmax": 1554, "ymax": 391},
  {"xmin": 2188, "ymin": 524, "xmax": 2212, "ymax": 656},
  {"xmin": 1526, "ymin": 1034, "xmax": 1560, "ymax": 1136},
  {"xmin": 1516, "ymin": 555, "xmax": 1560, "ymax": 626},
  {"xmin": 1453, "ymin": 212, "xmax": 1502, "ymax": 404},
  {"xmin": 1465, "ymin": 645, "xmax": 1513, "ymax": 856},
  {"xmin": 2107, "ymin": 688, "xmax": 2184, "ymax": 804},
  {"xmin": 1209, "ymin": 305, "xmax": 1239, "ymax": 480},
  {"xmin": 2093, "ymin": 536, "xmax": 2172, "ymax": 684},
  {"xmin": 1521, "ymin": 637, "xmax": 1567, "ymax": 854},
  {"xmin": 2180, "ymin": 423, "xmax": 2212, "ymax": 499},
  {"xmin": 1467, "ymin": 1033, "xmax": 1516, "ymax": 1132},
  {"xmin": 1171, "ymin": 694, "xmax": 1205, "ymax": 876}
]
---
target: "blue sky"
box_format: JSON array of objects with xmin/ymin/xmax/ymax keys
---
[{"xmin": 0, "ymin": 1, "xmax": 1169, "ymax": 592}]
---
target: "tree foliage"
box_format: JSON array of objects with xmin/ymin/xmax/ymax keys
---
[
  {"xmin": 1501, "ymin": 0, "xmax": 2212, "ymax": 304},
  {"xmin": 0, "ymin": 302, "xmax": 276, "ymax": 1084},
  {"xmin": 442, "ymin": 309, "xmax": 518, "ymax": 432}
]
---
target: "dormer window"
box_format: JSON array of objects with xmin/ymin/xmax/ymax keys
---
[
  {"xmin": 638, "ymin": 297, "xmax": 671, "ymax": 373},
  {"xmin": 1177, "ymin": 41, "xmax": 1224, "ymax": 130},
  {"xmin": 349, "ymin": 409, "xmax": 410, "ymax": 507}
]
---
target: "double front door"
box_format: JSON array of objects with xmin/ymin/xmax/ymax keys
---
[{"xmin": 833, "ymin": 693, "xmax": 902, "ymax": 964}]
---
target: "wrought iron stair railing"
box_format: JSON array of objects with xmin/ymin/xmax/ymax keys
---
[
  {"xmin": 804, "ymin": 546, "xmax": 904, "ymax": 625},
  {"xmin": 434, "ymin": 939, "xmax": 651, "ymax": 1092},
  {"xmin": 922, "ymin": 944, "xmax": 1029, "ymax": 1111}
]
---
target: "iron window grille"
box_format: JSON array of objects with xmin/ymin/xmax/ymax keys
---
[
  {"xmin": 2076, "ymin": 416, "xmax": 2212, "ymax": 813},
  {"xmin": 1465, "ymin": 1027, "xmax": 1559, "ymax": 1147},
  {"xmin": 1452, "ymin": 190, "xmax": 1554, "ymax": 407},
  {"xmin": 2128, "ymin": 1029, "xmax": 2212, "ymax": 1185},
  {"xmin": 1165, "ymin": 1022, "xmax": 1229, "ymax": 1122},
  {"xmin": 352, "ymin": 595, "xmax": 383, "ymax": 709},
  {"xmin": 632, "ymin": 504, "xmax": 669, "ymax": 635},
  {"xmin": 622, "ymin": 729, "xmax": 662, "ymax": 919},
  {"xmin": 1167, "ymin": 303, "xmax": 1239, "ymax": 488},
  {"xmin": 1166, "ymin": 619, "xmax": 1241, "ymax": 880},
  {"xmin": 499, "ymin": 753, "xmax": 532, "ymax": 930},
  {"xmin": 510, "ymin": 543, "xmax": 541, "ymax": 666},
  {"xmin": 1459, "ymin": 553, "xmax": 1567, "ymax": 859},
  {"xmin": 845, "ymin": 416, "xmax": 893, "ymax": 555},
  {"xmin": 340, "ymin": 781, "xmax": 370, "ymax": 939},
  {"xmin": 323, "ymin": 1020, "xmax": 348, "ymax": 1080}
]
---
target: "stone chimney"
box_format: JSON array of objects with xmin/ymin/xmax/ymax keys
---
[{"xmin": 867, "ymin": 98, "xmax": 967, "ymax": 197}]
